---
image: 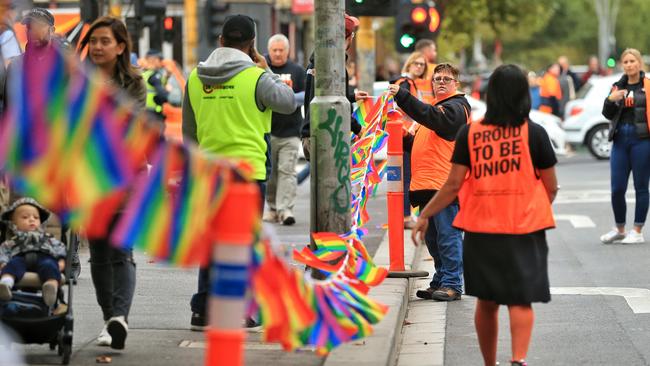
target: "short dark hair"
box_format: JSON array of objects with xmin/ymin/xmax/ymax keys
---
[
  {"xmin": 483, "ymin": 64, "xmax": 530, "ymax": 127},
  {"xmin": 221, "ymin": 37, "xmax": 254, "ymax": 50},
  {"xmin": 433, "ymin": 63, "xmax": 459, "ymax": 80},
  {"xmin": 415, "ymin": 39, "xmax": 435, "ymax": 51}
]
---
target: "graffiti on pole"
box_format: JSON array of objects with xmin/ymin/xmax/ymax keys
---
[{"xmin": 318, "ymin": 108, "xmax": 351, "ymax": 214}]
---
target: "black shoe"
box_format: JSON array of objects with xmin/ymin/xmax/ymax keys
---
[
  {"xmin": 191, "ymin": 312, "xmax": 206, "ymax": 331},
  {"xmin": 107, "ymin": 316, "xmax": 128, "ymax": 350},
  {"xmin": 244, "ymin": 317, "xmax": 262, "ymax": 331},
  {"xmin": 511, "ymin": 361, "xmax": 527, "ymax": 366},
  {"xmin": 431, "ymin": 287, "xmax": 461, "ymax": 301},
  {"xmin": 415, "ymin": 287, "xmax": 437, "ymax": 300}
]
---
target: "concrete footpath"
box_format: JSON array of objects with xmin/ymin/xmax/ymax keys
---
[{"xmin": 325, "ymin": 231, "xmax": 444, "ymax": 366}]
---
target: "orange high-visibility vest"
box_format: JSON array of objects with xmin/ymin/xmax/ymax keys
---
[
  {"xmin": 414, "ymin": 78, "xmax": 436, "ymax": 105},
  {"xmin": 539, "ymin": 73, "xmax": 562, "ymax": 114},
  {"xmin": 410, "ymin": 93, "xmax": 469, "ymax": 191},
  {"xmin": 643, "ymin": 77, "xmax": 650, "ymax": 133},
  {"xmin": 453, "ymin": 121, "xmax": 555, "ymax": 234}
]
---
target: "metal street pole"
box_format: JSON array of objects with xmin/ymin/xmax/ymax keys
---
[
  {"xmin": 310, "ymin": 0, "xmax": 351, "ymax": 253},
  {"xmin": 594, "ymin": 0, "xmax": 620, "ymax": 67},
  {"xmin": 356, "ymin": 16, "xmax": 375, "ymax": 94}
]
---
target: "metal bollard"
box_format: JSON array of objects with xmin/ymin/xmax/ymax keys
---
[{"xmin": 205, "ymin": 182, "xmax": 260, "ymax": 366}]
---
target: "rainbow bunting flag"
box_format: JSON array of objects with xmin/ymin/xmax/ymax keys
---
[{"xmin": 111, "ymin": 142, "xmax": 235, "ymax": 266}]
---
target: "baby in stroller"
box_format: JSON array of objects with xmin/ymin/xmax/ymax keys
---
[{"xmin": 0, "ymin": 197, "xmax": 65, "ymax": 307}]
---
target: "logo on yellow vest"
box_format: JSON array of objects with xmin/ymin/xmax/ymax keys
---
[{"xmin": 203, "ymin": 84, "xmax": 214, "ymax": 94}]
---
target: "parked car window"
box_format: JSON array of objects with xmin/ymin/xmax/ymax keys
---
[{"xmin": 575, "ymin": 81, "xmax": 592, "ymax": 100}]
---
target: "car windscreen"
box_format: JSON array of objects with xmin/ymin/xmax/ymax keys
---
[{"xmin": 576, "ymin": 81, "xmax": 592, "ymax": 99}]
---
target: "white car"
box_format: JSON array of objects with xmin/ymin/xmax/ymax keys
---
[
  {"xmin": 465, "ymin": 96, "xmax": 567, "ymax": 156},
  {"xmin": 562, "ymin": 74, "xmax": 622, "ymax": 159}
]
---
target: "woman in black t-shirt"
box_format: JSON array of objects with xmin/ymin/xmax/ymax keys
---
[
  {"xmin": 600, "ymin": 48, "xmax": 650, "ymax": 245},
  {"xmin": 411, "ymin": 65, "xmax": 558, "ymax": 366}
]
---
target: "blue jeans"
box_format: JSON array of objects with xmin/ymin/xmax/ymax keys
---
[
  {"xmin": 191, "ymin": 181, "xmax": 266, "ymax": 315},
  {"xmin": 403, "ymin": 151, "xmax": 412, "ymax": 216},
  {"xmin": 422, "ymin": 202, "xmax": 463, "ymax": 293},
  {"xmin": 610, "ymin": 124, "xmax": 650, "ymax": 226},
  {"xmin": 1, "ymin": 253, "xmax": 60, "ymax": 284}
]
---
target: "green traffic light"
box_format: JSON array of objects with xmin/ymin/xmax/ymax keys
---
[
  {"xmin": 607, "ymin": 58, "xmax": 616, "ymax": 68},
  {"xmin": 354, "ymin": 0, "xmax": 364, "ymax": 3},
  {"xmin": 400, "ymin": 34, "xmax": 415, "ymax": 49}
]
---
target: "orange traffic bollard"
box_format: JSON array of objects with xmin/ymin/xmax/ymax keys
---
[
  {"xmin": 205, "ymin": 182, "xmax": 260, "ymax": 366},
  {"xmin": 385, "ymin": 120, "xmax": 406, "ymax": 272},
  {"xmin": 385, "ymin": 120, "xmax": 429, "ymax": 279}
]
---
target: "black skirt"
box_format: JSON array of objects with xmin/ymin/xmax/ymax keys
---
[{"xmin": 463, "ymin": 230, "xmax": 551, "ymax": 305}]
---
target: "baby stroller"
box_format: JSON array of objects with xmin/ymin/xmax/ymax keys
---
[{"xmin": 0, "ymin": 222, "xmax": 77, "ymax": 365}]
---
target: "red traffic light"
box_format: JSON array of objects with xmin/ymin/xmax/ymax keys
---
[
  {"xmin": 164, "ymin": 16, "xmax": 174, "ymax": 31},
  {"xmin": 410, "ymin": 7, "xmax": 427, "ymax": 24},
  {"xmin": 428, "ymin": 7, "xmax": 440, "ymax": 32}
]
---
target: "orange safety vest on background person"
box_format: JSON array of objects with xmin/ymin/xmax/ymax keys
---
[
  {"xmin": 539, "ymin": 73, "xmax": 562, "ymax": 114},
  {"xmin": 410, "ymin": 92, "xmax": 469, "ymax": 191},
  {"xmin": 395, "ymin": 77, "xmax": 422, "ymax": 134},
  {"xmin": 643, "ymin": 77, "xmax": 650, "ymax": 133},
  {"xmin": 414, "ymin": 78, "xmax": 436, "ymax": 105},
  {"xmin": 453, "ymin": 121, "xmax": 555, "ymax": 234}
]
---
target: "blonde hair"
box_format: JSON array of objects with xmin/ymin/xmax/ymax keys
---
[
  {"xmin": 620, "ymin": 48, "xmax": 646, "ymax": 71},
  {"xmin": 401, "ymin": 51, "xmax": 428, "ymax": 79}
]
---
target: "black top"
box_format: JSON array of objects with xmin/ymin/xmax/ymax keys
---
[
  {"xmin": 266, "ymin": 58, "xmax": 305, "ymax": 138},
  {"xmin": 618, "ymin": 81, "xmax": 643, "ymax": 124},
  {"xmin": 301, "ymin": 53, "xmax": 361, "ymax": 138},
  {"xmin": 602, "ymin": 71, "xmax": 649, "ymax": 140},
  {"xmin": 451, "ymin": 121, "xmax": 557, "ymax": 169},
  {"xmin": 394, "ymin": 88, "xmax": 471, "ymax": 142}
]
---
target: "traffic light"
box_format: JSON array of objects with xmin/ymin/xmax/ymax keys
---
[
  {"xmin": 606, "ymin": 54, "xmax": 616, "ymax": 68},
  {"xmin": 163, "ymin": 17, "xmax": 174, "ymax": 43},
  {"xmin": 346, "ymin": 0, "xmax": 395, "ymax": 17},
  {"xmin": 134, "ymin": 0, "xmax": 166, "ymax": 22},
  {"xmin": 205, "ymin": 1, "xmax": 230, "ymax": 46},
  {"xmin": 395, "ymin": 1, "xmax": 442, "ymax": 53}
]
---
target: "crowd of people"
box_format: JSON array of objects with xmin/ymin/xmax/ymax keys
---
[{"xmin": 0, "ymin": 4, "xmax": 648, "ymax": 366}]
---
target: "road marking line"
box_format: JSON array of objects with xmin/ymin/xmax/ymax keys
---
[
  {"xmin": 553, "ymin": 214, "xmax": 596, "ymax": 228},
  {"xmin": 551, "ymin": 287, "xmax": 650, "ymax": 314}
]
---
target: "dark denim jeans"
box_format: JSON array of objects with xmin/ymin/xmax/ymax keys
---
[
  {"xmin": 1, "ymin": 253, "xmax": 60, "ymax": 284},
  {"xmin": 421, "ymin": 202, "xmax": 463, "ymax": 293},
  {"xmin": 191, "ymin": 181, "xmax": 266, "ymax": 315},
  {"xmin": 89, "ymin": 214, "xmax": 136, "ymax": 322},
  {"xmin": 610, "ymin": 124, "xmax": 650, "ymax": 226},
  {"xmin": 403, "ymin": 151, "xmax": 412, "ymax": 216}
]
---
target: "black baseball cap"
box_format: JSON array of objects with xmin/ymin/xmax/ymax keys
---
[
  {"xmin": 222, "ymin": 15, "xmax": 255, "ymax": 42},
  {"xmin": 21, "ymin": 8, "xmax": 55, "ymax": 27}
]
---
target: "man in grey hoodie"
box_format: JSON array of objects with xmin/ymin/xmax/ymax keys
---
[{"xmin": 182, "ymin": 14, "xmax": 294, "ymax": 330}]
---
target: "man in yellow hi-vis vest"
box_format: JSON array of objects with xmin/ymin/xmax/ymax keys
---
[{"xmin": 182, "ymin": 14, "xmax": 294, "ymax": 331}]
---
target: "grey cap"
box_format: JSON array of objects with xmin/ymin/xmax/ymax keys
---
[{"xmin": 1, "ymin": 197, "xmax": 51, "ymax": 223}]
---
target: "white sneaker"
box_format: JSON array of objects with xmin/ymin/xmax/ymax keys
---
[
  {"xmin": 96, "ymin": 324, "xmax": 112, "ymax": 346},
  {"xmin": 621, "ymin": 230, "xmax": 645, "ymax": 244},
  {"xmin": 600, "ymin": 229, "xmax": 626, "ymax": 244}
]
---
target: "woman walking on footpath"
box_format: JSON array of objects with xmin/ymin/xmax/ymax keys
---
[
  {"xmin": 600, "ymin": 48, "xmax": 650, "ymax": 244},
  {"xmin": 79, "ymin": 16, "xmax": 146, "ymax": 350},
  {"xmin": 412, "ymin": 64, "xmax": 558, "ymax": 366},
  {"xmin": 394, "ymin": 51, "xmax": 429, "ymax": 229}
]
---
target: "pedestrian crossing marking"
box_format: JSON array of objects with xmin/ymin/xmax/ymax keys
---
[
  {"xmin": 553, "ymin": 214, "xmax": 596, "ymax": 228},
  {"xmin": 551, "ymin": 287, "xmax": 650, "ymax": 314}
]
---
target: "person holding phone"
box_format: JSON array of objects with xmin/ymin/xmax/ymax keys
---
[
  {"xmin": 182, "ymin": 14, "xmax": 294, "ymax": 331},
  {"xmin": 600, "ymin": 48, "xmax": 650, "ymax": 244}
]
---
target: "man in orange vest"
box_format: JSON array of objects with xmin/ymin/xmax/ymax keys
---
[
  {"xmin": 388, "ymin": 63, "xmax": 470, "ymax": 301},
  {"xmin": 415, "ymin": 39, "xmax": 437, "ymax": 80}
]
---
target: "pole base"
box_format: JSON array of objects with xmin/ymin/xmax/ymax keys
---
[{"xmin": 387, "ymin": 270, "xmax": 429, "ymax": 278}]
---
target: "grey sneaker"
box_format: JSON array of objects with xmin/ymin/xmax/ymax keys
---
[{"xmin": 600, "ymin": 229, "xmax": 626, "ymax": 244}]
